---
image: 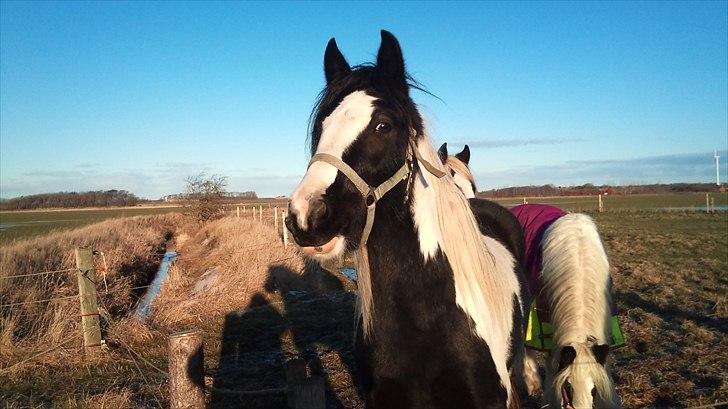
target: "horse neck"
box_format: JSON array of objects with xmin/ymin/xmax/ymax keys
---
[{"xmin": 366, "ymin": 193, "xmax": 449, "ymax": 289}]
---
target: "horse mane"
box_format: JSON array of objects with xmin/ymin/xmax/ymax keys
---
[
  {"xmin": 540, "ymin": 213, "xmax": 612, "ymax": 346},
  {"xmin": 410, "ymin": 132, "xmax": 520, "ymax": 396}
]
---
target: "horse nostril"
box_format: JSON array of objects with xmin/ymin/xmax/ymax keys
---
[{"xmin": 307, "ymin": 198, "xmax": 329, "ymax": 229}]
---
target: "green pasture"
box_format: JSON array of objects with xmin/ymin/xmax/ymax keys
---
[
  {"xmin": 1, "ymin": 193, "xmax": 726, "ymax": 245},
  {"xmin": 0, "ymin": 206, "xmax": 184, "ymax": 244},
  {"xmin": 491, "ymin": 191, "xmax": 728, "ymax": 212}
]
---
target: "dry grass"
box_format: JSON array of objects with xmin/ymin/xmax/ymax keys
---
[
  {"xmin": 2, "ymin": 211, "xmax": 725, "ymax": 408},
  {"xmin": 149, "ymin": 216, "xmax": 309, "ymax": 329},
  {"xmin": 594, "ymin": 211, "xmax": 727, "ymax": 408},
  {"xmin": 0, "ymin": 214, "xmax": 188, "ymax": 368}
]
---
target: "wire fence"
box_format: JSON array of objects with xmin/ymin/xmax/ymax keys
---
[
  {"xmin": 0, "ymin": 268, "xmax": 75, "ymax": 280},
  {"xmin": 0, "ymin": 207, "xmax": 305, "ymax": 402}
]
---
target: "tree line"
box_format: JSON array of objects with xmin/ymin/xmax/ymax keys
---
[
  {"xmin": 0, "ymin": 190, "xmax": 140, "ymax": 210},
  {"xmin": 478, "ymin": 182, "xmax": 722, "ymax": 198}
]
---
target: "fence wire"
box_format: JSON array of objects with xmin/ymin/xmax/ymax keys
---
[
  {"xmin": 0, "ymin": 294, "xmax": 78, "ymax": 308},
  {"xmin": 1, "ymin": 268, "xmax": 75, "ymax": 280}
]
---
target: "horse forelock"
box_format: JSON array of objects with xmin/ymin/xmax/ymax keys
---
[
  {"xmin": 550, "ymin": 342, "xmax": 620, "ymax": 408},
  {"xmin": 308, "ymin": 64, "xmax": 422, "ymax": 155}
]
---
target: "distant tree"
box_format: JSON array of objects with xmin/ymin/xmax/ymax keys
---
[
  {"xmin": 0, "ymin": 190, "xmax": 140, "ymax": 210},
  {"xmin": 185, "ymin": 173, "xmax": 228, "ymax": 222}
]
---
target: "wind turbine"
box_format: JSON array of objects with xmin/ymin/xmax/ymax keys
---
[{"xmin": 715, "ymin": 149, "xmax": 721, "ymax": 186}]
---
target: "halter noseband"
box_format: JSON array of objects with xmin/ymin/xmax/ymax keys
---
[{"xmin": 307, "ymin": 139, "xmax": 445, "ymax": 246}]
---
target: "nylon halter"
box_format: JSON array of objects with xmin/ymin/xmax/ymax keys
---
[{"xmin": 307, "ymin": 139, "xmax": 446, "ymax": 247}]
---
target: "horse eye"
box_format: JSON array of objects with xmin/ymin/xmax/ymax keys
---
[
  {"xmin": 591, "ymin": 387, "xmax": 597, "ymax": 397},
  {"xmin": 375, "ymin": 122, "xmax": 391, "ymax": 133}
]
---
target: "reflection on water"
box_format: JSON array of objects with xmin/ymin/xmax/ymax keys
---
[
  {"xmin": 339, "ymin": 268, "xmax": 357, "ymax": 282},
  {"xmin": 135, "ymin": 251, "xmax": 177, "ymax": 319}
]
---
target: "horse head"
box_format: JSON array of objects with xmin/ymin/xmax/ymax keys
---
[
  {"xmin": 438, "ymin": 143, "xmax": 477, "ymax": 199},
  {"xmin": 548, "ymin": 340, "xmax": 620, "ymax": 409},
  {"xmin": 285, "ymin": 31, "xmax": 424, "ymax": 260}
]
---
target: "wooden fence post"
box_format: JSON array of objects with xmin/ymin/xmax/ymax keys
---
[
  {"xmin": 259, "ymin": 205, "xmax": 263, "ymax": 222},
  {"xmin": 274, "ymin": 206, "xmax": 279, "ymax": 232},
  {"xmin": 169, "ymin": 330, "xmax": 204, "ymax": 409},
  {"xmin": 522, "ymin": 197, "xmax": 527, "ymax": 205},
  {"xmin": 598, "ymin": 194, "xmax": 603, "ymax": 213},
  {"xmin": 75, "ymin": 246, "xmax": 102, "ymax": 355},
  {"xmin": 283, "ymin": 210, "xmax": 289, "ymax": 247},
  {"xmin": 243, "ymin": 205, "xmax": 246, "ymax": 214},
  {"xmin": 236, "ymin": 206, "xmax": 240, "ymax": 218},
  {"xmin": 706, "ymin": 193, "xmax": 711, "ymax": 213},
  {"xmin": 286, "ymin": 359, "xmax": 324, "ymax": 409},
  {"xmin": 253, "ymin": 206, "xmax": 256, "ymax": 219},
  {"xmin": 710, "ymin": 197, "xmax": 715, "ymax": 213}
]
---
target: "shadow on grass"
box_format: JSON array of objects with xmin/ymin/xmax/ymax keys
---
[
  {"xmin": 209, "ymin": 263, "xmax": 359, "ymax": 409},
  {"xmin": 616, "ymin": 289, "xmax": 728, "ymax": 334}
]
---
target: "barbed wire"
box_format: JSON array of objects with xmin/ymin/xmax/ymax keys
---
[
  {"xmin": 0, "ymin": 294, "xmax": 78, "ymax": 308},
  {"xmin": 0, "ymin": 268, "xmax": 75, "ymax": 280}
]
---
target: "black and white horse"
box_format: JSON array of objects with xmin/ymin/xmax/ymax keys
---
[
  {"xmin": 286, "ymin": 31, "xmax": 528, "ymax": 408},
  {"xmin": 440, "ymin": 145, "xmax": 622, "ymax": 409}
]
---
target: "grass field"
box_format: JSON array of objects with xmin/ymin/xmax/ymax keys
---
[
  {"xmin": 0, "ymin": 199, "xmax": 290, "ymax": 245},
  {"xmin": 1, "ymin": 193, "xmax": 723, "ymax": 245},
  {"xmin": 1, "ymin": 195, "xmax": 726, "ymax": 408},
  {"xmin": 490, "ymin": 191, "xmax": 728, "ymax": 212},
  {"xmin": 0, "ymin": 207, "xmax": 184, "ymax": 245}
]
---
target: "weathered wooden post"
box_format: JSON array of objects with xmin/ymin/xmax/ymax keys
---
[
  {"xmin": 243, "ymin": 205, "xmax": 246, "ymax": 214},
  {"xmin": 236, "ymin": 206, "xmax": 240, "ymax": 218},
  {"xmin": 283, "ymin": 210, "xmax": 289, "ymax": 247},
  {"xmin": 286, "ymin": 359, "xmax": 324, "ymax": 409},
  {"xmin": 169, "ymin": 329, "xmax": 204, "ymax": 409},
  {"xmin": 259, "ymin": 205, "xmax": 263, "ymax": 222},
  {"xmin": 706, "ymin": 193, "xmax": 711, "ymax": 213},
  {"xmin": 75, "ymin": 247, "xmax": 102, "ymax": 355},
  {"xmin": 274, "ymin": 206, "xmax": 279, "ymax": 232},
  {"xmin": 523, "ymin": 197, "xmax": 527, "ymax": 205},
  {"xmin": 598, "ymin": 194, "xmax": 603, "ymax": 213},
  {"xmin": 253, "ymin": 206, "xmax": 256, "ymax": 219},
  {"xmin": 710, "ymin": 197, "xmax": 715, "ymax": 213}
]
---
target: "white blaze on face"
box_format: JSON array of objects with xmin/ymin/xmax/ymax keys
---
[{"xmin": 290, "ymin": 91, "xmax": 377, "ymax": 229}]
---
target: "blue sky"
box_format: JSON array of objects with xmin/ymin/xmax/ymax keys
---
[{"xmin": 1, "ymin": 1, "xmax": 726, "ymax": 199}]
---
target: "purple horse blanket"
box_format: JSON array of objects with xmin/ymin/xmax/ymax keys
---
[{"xmin": 510, "ymin": 204, "xmax": 567, "ymax": 299}]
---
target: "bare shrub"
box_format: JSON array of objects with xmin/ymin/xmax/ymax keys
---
[{"xmin": 185, "ymin": 172, "xmax": 228, "ymax": 222}]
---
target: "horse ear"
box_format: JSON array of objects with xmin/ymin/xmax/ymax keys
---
[
  {"xmin": 324, "ymin": 38, "xmax": 351, "ymax": 84},
  {"xmin": 455, "ymin": 145, "xmax": 470, "ymax": 164},
  {"xmin": 557, "ymin": 346, "xmax": 576, "ymax": 372},
  {"xmin": 592, "ymin": 344, "xmax": 610, "ymax": 365},
  {"xmin": 438, "ymin": 143, "xmax": 448, "ymax": 164},
  {"xmin": 376, "ymin": 30, "xmax": 406, "ymax": 85}
]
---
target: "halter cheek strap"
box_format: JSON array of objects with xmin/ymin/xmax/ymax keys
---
[{"xmin": 307, "ymin": 140, "xmax": 445, "ymax": 247}]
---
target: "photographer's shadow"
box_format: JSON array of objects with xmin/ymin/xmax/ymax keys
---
[{"xmin": 210, "ymin": 261, "xmax": 359, "ymax": 409}]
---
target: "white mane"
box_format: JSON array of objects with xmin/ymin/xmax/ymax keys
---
[
  {"xmin": 541, "ymin": 213, "xmax": 611, "ymax": 346},
  {"xmin": 409, "ymin": 133, "xmax": 522, "ymax": 399},
  {"xmin": 541, "ymin": 213, "xmax": 620, "ymax": 408}
]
